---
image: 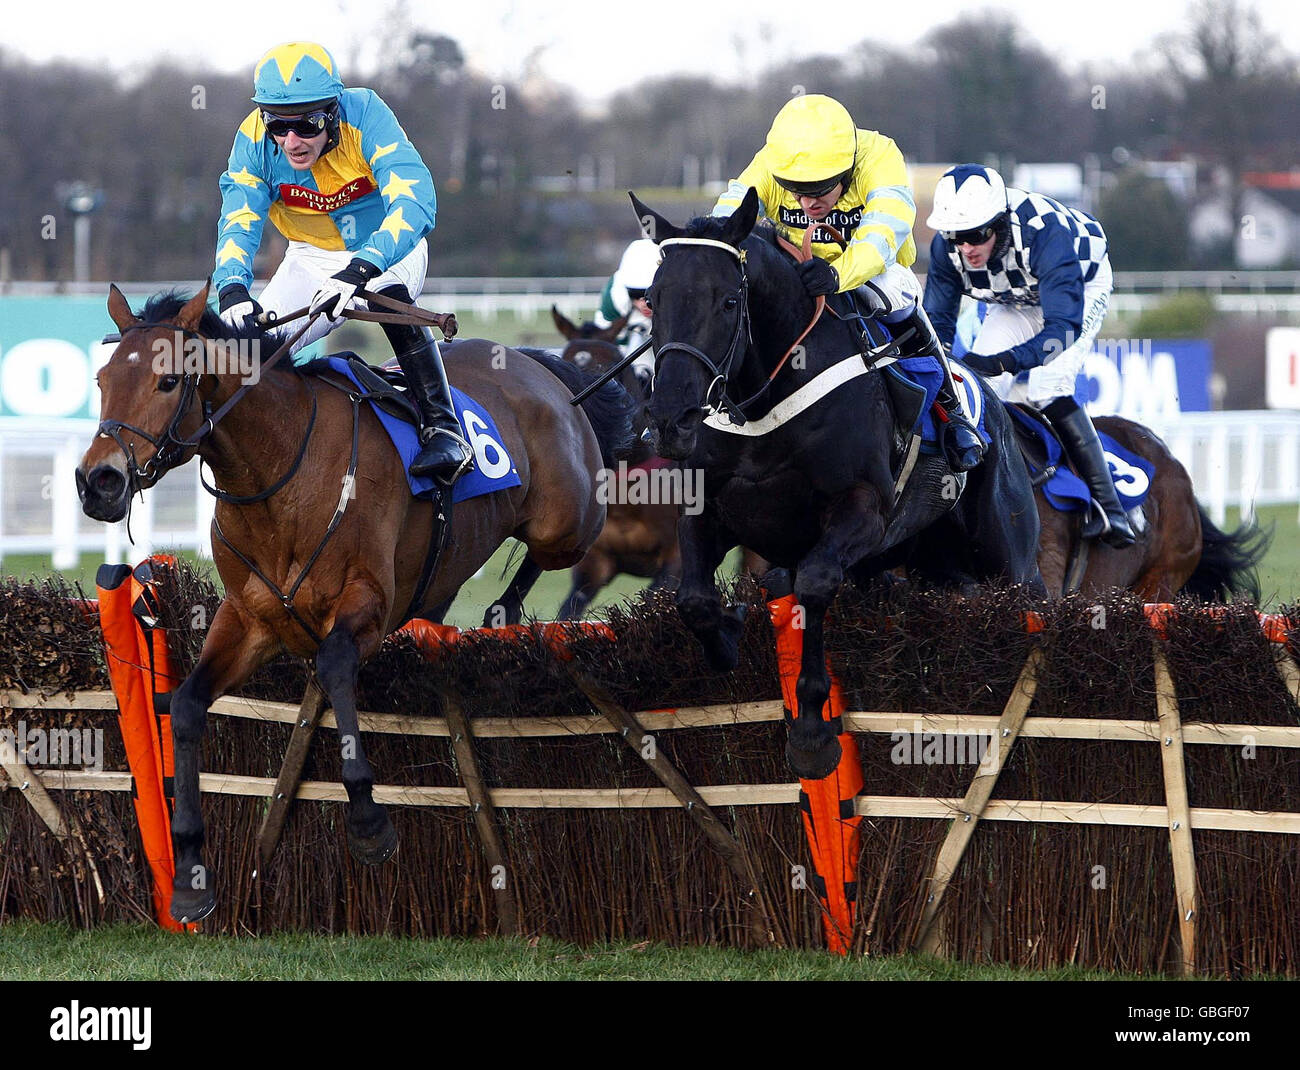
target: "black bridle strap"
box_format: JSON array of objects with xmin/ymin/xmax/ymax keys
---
[
  {"xmin": 199, "ymin": 383, "xmax": 318, "ymax": 505},
  {"xmin": 211, "ymin": 386, "xmax": 363, "ymax": 646}
]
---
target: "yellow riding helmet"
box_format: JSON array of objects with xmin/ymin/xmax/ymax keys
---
[{"xmin": 762, "ymin": 95, "xmax": 858, "ymax": 195}]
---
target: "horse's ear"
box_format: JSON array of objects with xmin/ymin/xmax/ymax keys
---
[
  {"xmin": 551, "ymin": 304, "xmax": 579, "ymax": 340},
  {"xmin": 719, "ymin": 187, "xmax": 761, "ymax": 247},
  {"xmin": 107, "ymin": 284, "xmax": 137, "ymax": 331},
  {"xmin": 176, "ymin": 280, "xmax": 212, "ymax": 332},
  {"xmin": 629, "ymin": 191, "xmax": 681, "ymax": 244},
  {"xmin": 599, "ymin": 311, "xmax": 630, "ymax": 342}
]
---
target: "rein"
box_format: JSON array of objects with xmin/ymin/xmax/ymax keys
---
[{"xmin": 258, "ymin": 287, "xmax": 459, "ymax": 337}]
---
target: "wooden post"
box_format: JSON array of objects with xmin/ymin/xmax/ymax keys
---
[
  {"xmin": 436, "ymin": 685, "xmax": 519, "ymax": 936},
  {"xmin": 913, "ymin": 645, "xmax": 1043, "ymax": 955},
  {"xmin": 256, "ymin": 678, "xmax": 327, "ymax": 871},
  {"xmin": 570, "ymin": 670, "xmax": 781, "ymax": 947},
  {"xmin": 0, "ymin": 756, "xmax": 104, "ymax": 904},
  {"xmin": 1153, "ymin": 641, "xmax": 1198, "ymax": 977}
]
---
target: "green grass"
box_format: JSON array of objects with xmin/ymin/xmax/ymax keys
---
[{"xmin": 0, "ymin": 920, "xmax": 1140, "ymax": 981}]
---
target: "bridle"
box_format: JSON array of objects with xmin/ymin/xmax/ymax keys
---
[
  {"xmin": 652, "ymin": 237, "xmax": 755, "ymax": 424},
  {"xmin": 652, "ymin": 226, "xmax": 838, "ymax": 425},
  {"xmin": 97, "ymin": 315, "xmax": 317, "ymax": 496}
]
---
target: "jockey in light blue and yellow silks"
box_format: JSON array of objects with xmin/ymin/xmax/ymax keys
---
[
  {"xmin": 213, "ymin": 41, "xmax": 472, "ymax": 485},
  {"xmin": 712, "ymin": 94, "xmax": 983, "ymax": 471}
]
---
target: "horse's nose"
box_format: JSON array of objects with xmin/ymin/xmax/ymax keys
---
[{"xmin": 77, "ymin": 463, "xmax": 128, "ymax": 521}]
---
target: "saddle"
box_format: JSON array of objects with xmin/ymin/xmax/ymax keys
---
[{"xmin": 300, "ymin": 353, "xmax": 422, "ymax": 427}]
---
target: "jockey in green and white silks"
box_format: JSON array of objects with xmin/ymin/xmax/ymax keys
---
[
  {"xmin": 712, "ymin": 94, "xmax": 984, "ymax": 471},
  {"xmin": 213, "ymin": 41, "xmax": 471, "ymax": 485},
  {"xmin": 923, "ymin": 163, "xmax": 1134, "ymax": 547},
  {"xmin": 594, "ymin": 238, "xmax": 659, "ymax": 392}
]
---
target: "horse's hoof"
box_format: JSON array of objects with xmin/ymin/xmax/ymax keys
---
[
  {"xmin": 348, "ymin": 816, "xmax": 399, "ymax": 865},
  {"xmin": 170, "ymin": 886, "xmax": 216, "ymax": 925},
  {"xmin": 786, "ymin": 734, "xmax": 843, "ymax": 781}
]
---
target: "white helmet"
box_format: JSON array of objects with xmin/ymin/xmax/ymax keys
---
[
  {"xmin": 927, "ymin": 164, "xmax": 1009, "ymax": 233},
  {"xmin": 614, "ymin": 238, "xmax": 661, "ymax": 295}
]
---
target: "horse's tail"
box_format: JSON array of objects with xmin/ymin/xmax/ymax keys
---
[
  {"xmin": 518, "ymin": 348, "xmax": 638, "ymax": 467},
  {"xmin": 1180, "ymin": 503, "xmax": 1271, "ymax": 603}
]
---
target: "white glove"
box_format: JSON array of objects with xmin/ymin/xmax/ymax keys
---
[
  {"xmin": 309, "ymin": 258, "xmax": 380, "ymax": 321},
  {"xmin": 309, "ymin": 276, "xmax": 360, "ymax": 321},
  {"xmin": 216, "ymin": 284, "xmax": 263, "ymax": 333}
]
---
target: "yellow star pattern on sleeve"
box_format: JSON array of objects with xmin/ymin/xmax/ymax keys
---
[
  {"xmin": 223, "ymin": 200, "xmax": 261, "ymax": 232},
  {"xmin": 216, "ymin": 238, "xmax": 250, "ymax": 265},
  {"xmin": 378, "ymin": 206, "xmax": 415, "ymax": 244},
  {"xmin": 228, "ymin": 167, "xmax": 265, "ymax": 189},
  {"xmin": 369, "ymin": 142, "xmax": 398, "ymax": 167},
  {"xmin": 381, "ymin": 173, "xmax": 420, "ymax": 204}
]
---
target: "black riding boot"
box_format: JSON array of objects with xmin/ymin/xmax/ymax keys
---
[
  {"xmin": 894, "ymin": 305, "xmax": 984, "ymax": 472},
  {"xmin": 376, "ymin": 289, "xmax": 473, "ymax": 484},
  {"xmin": 1044, "ymin": 397, "xmax": 1136, "ymax": 549}
]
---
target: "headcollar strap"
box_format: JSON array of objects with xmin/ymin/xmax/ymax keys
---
[{"xmin": 659, "ymin": 237, "xmax": 747, "ymax": 262}]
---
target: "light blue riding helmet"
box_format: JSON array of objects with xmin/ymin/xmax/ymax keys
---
[{"xmin": 251, "ymin": 42, "xmax": 345, "ymax": 110}]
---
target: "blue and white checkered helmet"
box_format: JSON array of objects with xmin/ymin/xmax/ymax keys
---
[{"xmin": 927, "ymin": 164, "xmax": 1009, "ymax": 233}]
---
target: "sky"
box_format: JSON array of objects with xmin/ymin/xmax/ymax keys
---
[{"xmin": 3, "ymin": 0, "xmax": 1297, "ymax": 106}]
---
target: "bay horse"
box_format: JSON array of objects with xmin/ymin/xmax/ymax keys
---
[
  {"xmin": 1031, "ymin": 414, "xmax": 1268, "ymax": 601},
  {"xmin": 634, "ymin": 188, "xmax": 1045, "ymax": 780},
  {"xmin": 549, "ymin": 306, "xmax": 767, "ymax": 618},
  {"xmin": 77, "ymin": 283, "xmax": 634, "ymax": 923}
]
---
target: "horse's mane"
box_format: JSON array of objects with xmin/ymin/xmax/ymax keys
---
[{"xmin": 136, "ymin": 290, "xmax": 267, "ymax": 345}]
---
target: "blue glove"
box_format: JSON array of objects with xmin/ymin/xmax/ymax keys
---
[
  {"xmin": 961, "ymin": 350, "xmax": 1016, "ymax": 377},
  {"xmin": 310, "ymin": 258, "xmax": 381, "ymax": 321},
  {"xmin": 798, "ymin": 257, "xmax": 839, "ymax": 297}
]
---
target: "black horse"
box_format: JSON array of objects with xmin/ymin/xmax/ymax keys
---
[{"xmin": 635, "ymin": 188, "xmax": 1045, "ymax": 780}]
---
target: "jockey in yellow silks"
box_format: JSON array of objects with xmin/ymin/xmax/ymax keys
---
[{"xmin": 712, "ymin": 94, "xmax": 983, "ymax": 471}]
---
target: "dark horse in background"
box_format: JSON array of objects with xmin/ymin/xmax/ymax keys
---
[
  {"xmin": 635, "ymin": 188, "xmax": 1045, "ymax": 780},
  {"xmin": 77, "ymin": 284, "xmax": 635, "ymax": 922},
  {"xmin": 549, "ymin": 306, "xmax": 768, "ymax": 618}
]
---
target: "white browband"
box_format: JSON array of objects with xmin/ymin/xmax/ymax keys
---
[{"xmin": 658, "ymin": 237, "xmax": 744, "ymax": 260}]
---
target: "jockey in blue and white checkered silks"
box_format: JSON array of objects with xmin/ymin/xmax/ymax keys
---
[
  {"xmin": 923, "ymin": 164, "xmax": 1134, "ymax": 547},
  {"xmin": 212, "ymin": 41, "xmax": 472, "ymax": 486},
  {"xmin": 711, "ymin": 94, "xmax": 985, "ymax": 472}
]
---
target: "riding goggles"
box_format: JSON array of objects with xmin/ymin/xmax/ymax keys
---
[
  {"xmin": 774, "ymin": 174, "xmax": 844, "ymax": 199},
  {"xmin": 626, "ymin": 287, "xmax": 648, "ymax": 302},
  {"xmin": 260, "ymin": 106, "xmax": 336, "ymax": 139},
  {"xmin": 945, "ymin": 223, "xmax": 998, "ymax": 246}
]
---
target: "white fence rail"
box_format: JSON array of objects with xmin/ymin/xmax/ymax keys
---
[
  {"xmin": 1, "ymin": 411, "xmax": 1296, "ymax": 569},
  {"xmin": 0, "ymin": 418, "xmax": 213, "ymax": 569}
]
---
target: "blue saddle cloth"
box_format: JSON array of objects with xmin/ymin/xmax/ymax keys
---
[
  {"xmin": 315, "ymin": 355, "xmax": 522, "ymax": 503},
  {"xmin": 1006, "ymin": 405, "xmax": 1153, "ymax": 513},
  {"xmin": 885, "ymin": 356, "xmax": 992, "ymax": 449}
]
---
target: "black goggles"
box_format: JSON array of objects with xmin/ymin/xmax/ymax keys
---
[
  {"xmin": 626, "ymin": 287, "xmax": 648, "ymax": 302},
  {"xmin": 946, "ymin": 223, "xmax": 997, "ymax": 246},
  {"xmin": 261, "ymin": 106, "xmax": 335, "ymax": 139},
  {"xmin": 775, "ymin": 174, "xmax": 843, "ymax": 199}
]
